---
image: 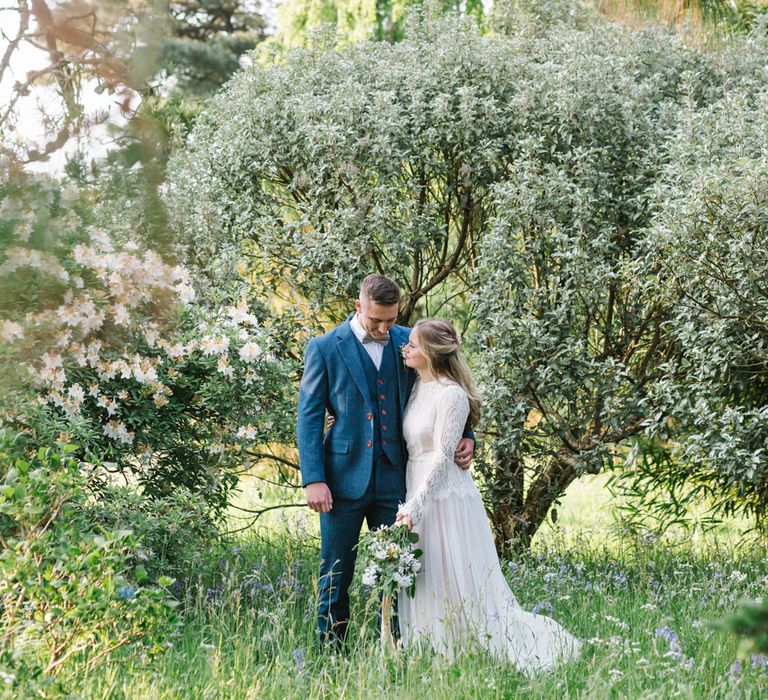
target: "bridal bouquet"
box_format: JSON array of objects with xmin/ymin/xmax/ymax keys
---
[{"xmin": 357, "ymin": 524, "xmax": 422, "ymax": 649}]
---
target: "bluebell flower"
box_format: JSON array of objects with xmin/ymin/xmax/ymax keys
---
[
  {"xmin": 728, "ymin": 660, "xmax": 743, "ymax": 678},
  {"xmin": 293, "ymin": 647, "xmax": 306, "ymax": 671},
  {"xmin": 655, "ymin": 626, "xmax": 679, "ymax": 645},
  {"xmin": 531, "ymin": 601, "xmax": 554, "ymax": 615},
  {"xmin": 613, "ymin": 571, "xmax": 628, "ymax": 587},
  {"xmin": 751, "ymin": 654, "xmax": 768, "ymax": 670},
  {"xmin": 507, "ymin": 561, "xmax": 519, "ymax": 572},
  {"xmin": 116, "ymin": 585, "xmax": 136, "ymax": 601}
]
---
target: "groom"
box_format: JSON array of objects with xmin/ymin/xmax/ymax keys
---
[{"xmin": 297, "ymin": 274, "xmax": 475, "ymax": 649}]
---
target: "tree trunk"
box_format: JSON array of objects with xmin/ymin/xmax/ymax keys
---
[
  {"xmin": 492, "ymin": 447, "xmax": 577, "ymax": 554},
  {"xmin": 487, "ymin": 446, "xmax": 526, "ymax": 558}
]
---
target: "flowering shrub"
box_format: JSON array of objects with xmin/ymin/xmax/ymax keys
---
[
  {"xmin": 357, "ymin": 524, "xmax": 422, "ymax": 599},
  {"xmin": 0, "ymin": 434, "xmax": 178, "ymax": 690},
  {"xmin": 0, "ymin": 172, "xmax": 297, "ymax": 513}
]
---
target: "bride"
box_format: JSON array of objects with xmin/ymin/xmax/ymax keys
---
[{"xmin": 394, "ymin": 318, "xmax": 582, "ymax": 675}]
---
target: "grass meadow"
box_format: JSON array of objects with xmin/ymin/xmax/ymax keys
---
[{"xmin": 52, "ymin": 474, "xmax": 768, "ymax": 699}]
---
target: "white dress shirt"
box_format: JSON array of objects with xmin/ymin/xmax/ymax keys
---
[{"xmin": 350, "ymin": 312, "xmax": 384, "ymax": 370}]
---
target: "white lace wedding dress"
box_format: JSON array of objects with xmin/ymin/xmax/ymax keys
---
[{"xmin": 396, "ymin": 377, "xmax": 582, "ymax": 675}]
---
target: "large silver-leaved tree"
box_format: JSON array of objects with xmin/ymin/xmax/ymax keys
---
[{"xmin": 168, "ymin": 12, "xmax": 768, "ymax": 548}]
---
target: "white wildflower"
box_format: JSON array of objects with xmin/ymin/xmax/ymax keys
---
[
  {"xmin": 15, "ymin": 221, "xmax": 32, "ymax": 243},
  {"xmin": 111, "ymin": 303, "xmax": 130, "ymax": 326}
]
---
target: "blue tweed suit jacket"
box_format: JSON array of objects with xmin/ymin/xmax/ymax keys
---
[{"xmin": 297, "ymin": 318, "xmax": 414, "ymax": 501}]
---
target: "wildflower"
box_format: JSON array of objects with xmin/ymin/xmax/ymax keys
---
[
  {"xmin": 103, "ymin": 419, "xmax": 135, "ymax": 445},
  {"xmin": 116, "ymin": 585, "xmax": 136, "ymax": 601},
  {"xmin": 226, "ymin": 298, "xmax": 259, "ymax": 326},
  {"xmin": 531, "ymin": 601, "xmax": 554, "ymax": 615},
  {"xmin": 655, "ymin": 626, "xmax": 679, "ymax": 645},
  {"xmin": 0, "ymin": 670, "xmax": 16, "ymax": 685},
  {"xmin": 751, "ymin": 653, "xmax": 768, "ymax": 670},
  {"xmin": 153, "ymin": 394, "xmax": 169, "ymax": 408},
  {"xmin": 293, "ymin": 647, "xmax": 306, "ymax": 671},
  {"xmin": 727, "ymin": 660, "xmax": 742, "ymax": 678},
  {"xmin": 97, "ymin": 395, "xmax": 118, "ymax": 416},
  {"xmin": 111, "ymin": 303, "xmax": 130, "ymax": 326}
]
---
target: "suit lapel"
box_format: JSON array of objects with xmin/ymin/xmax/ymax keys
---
[{"xmin": 336, "ymin": 319, "xmax": 373, "ymax": 411}]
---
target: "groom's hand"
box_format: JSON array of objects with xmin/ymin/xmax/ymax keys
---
[
  {"xmin": 305, "ymin": 482, "xmax": 333, "ymax": 513},
  {"xmin": 454, "ymin": 438, "xmax": 474, "ymax": 471}
]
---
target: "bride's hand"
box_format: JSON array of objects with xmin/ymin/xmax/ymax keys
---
[{"xmin": 395, "ymin": 513, "xmax": 413, "ymax": 530}]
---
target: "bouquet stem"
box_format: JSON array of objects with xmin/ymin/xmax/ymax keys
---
[{"xmin": 381, "ymin": 593, "xmax": 395, "ymax": 651}]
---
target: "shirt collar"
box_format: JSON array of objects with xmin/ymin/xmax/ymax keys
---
[{"xmin": 349, "ymin": 312, "xmax": 367, "ymax": 343}]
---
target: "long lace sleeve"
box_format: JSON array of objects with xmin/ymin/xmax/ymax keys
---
[{"xmin": 398, "ymin": 384, "xmax": 470, "ymax": 525}]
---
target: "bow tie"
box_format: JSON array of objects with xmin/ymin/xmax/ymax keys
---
[{"xmin": 362, "ymin": 333, "xmax": 390, "ymax": 347}]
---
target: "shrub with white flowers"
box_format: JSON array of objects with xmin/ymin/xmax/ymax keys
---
[{"xmin": 0, "ymin": 172, "xmax": 297, "ymax": 514}]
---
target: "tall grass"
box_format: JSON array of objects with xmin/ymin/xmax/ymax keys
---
[{"xmin": 60, "ymin": 502, "xmax": 768, "ymax": 699}]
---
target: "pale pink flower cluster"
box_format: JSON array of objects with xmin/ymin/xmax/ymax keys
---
[
  {"xmin": 0, "ymin": 320, "xmax": 24, "ymax": 342},
  {"xmin": 1, "ymin": 246, "xmax": 70, "ymax": 281},
  {"xmin": 201, "ymin": 335, "xmax": 230, "ymax": 356},
  {"xmin": 225, "ymin": 298, "xmax": 259, "ymax": 327},
  {"xmin": 2, "ymin": 188, "xmax": 277, "ymax": 452},
  {"xmin": 103, "ymin": 419, "xmax": 135, "ymax": 445},
  {"xmin": 238, "ymin": 341, "xmax": 262, "ymax": 363}
]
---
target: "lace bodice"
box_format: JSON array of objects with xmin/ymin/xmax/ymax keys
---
[{"xmin": 397, "ymin": 378, "xmax": 472, "ymax": 524}]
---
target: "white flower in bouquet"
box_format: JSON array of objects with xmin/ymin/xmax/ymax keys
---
[
  {"xmin": 362, "ymin": 564, "xmax": 380, "ymax": 587},
  {"xmin": 357, "ymin": 524, "xmax": 423, "ymax": 599}
]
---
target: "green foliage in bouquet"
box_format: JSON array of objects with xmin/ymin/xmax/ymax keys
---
[{"xmin": 357, "ymin": 524, "xmax": 422, "ymax": 599}]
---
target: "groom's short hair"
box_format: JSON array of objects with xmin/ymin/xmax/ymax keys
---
[{"xmin": 360, "ymin": 274, "xmax": 400, "ymax": 306}]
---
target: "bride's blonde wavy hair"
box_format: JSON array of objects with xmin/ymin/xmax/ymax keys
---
[{"xmin": 412, "ymin": 318, "xmax": 481, "ymax": 429}]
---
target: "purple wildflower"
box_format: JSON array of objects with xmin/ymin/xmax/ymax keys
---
[
  {"xmin": 293, "ymin": 647, "xmax": 306, "ymax": 671},
  {"xmin": 531, "ymin": 601, "xmax": 554, "ymax": 615}
]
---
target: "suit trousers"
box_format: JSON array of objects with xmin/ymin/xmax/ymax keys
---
[{"xmin": 317, "ymin": 453, "xmax": 403, "ymax": 647}]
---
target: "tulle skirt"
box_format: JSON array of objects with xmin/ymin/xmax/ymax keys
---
[{"xmin": 397, "ymin": 465, "xmax": 582, "ymax": 675}]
